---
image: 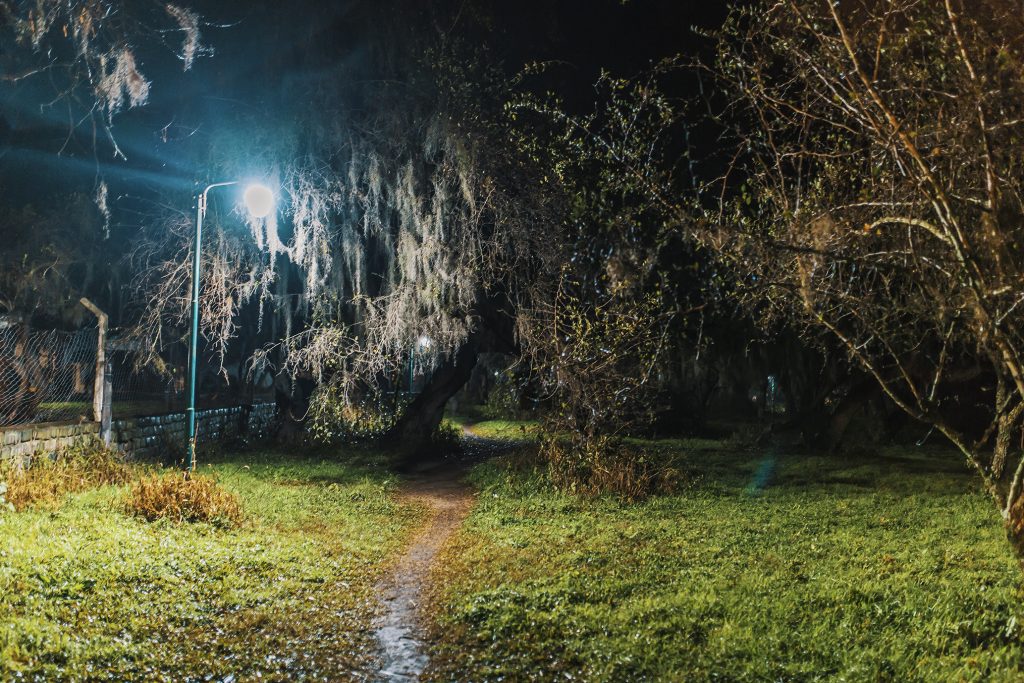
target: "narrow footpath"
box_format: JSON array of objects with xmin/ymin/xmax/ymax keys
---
[{"xmin": 371, "ymin": 462, "xmax": 474, "ymax": 682}]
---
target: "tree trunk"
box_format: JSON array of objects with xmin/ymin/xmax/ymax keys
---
[
  {"xmin": 274, "ymin": 373, "xmax": 314, "ymax": 444},
  {"xmin": 386, "ymin": 336, "xmax": 479, "ymax": 458}
]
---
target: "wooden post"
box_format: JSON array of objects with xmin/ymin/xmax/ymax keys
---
[{"xmin": 80, "ymin": 298, "xmax": 111, "ymax": 446}]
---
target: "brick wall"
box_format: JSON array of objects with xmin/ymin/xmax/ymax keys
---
[{"xmin": 0, "ymin": 403, "xmax": 276, "ymax": 468}]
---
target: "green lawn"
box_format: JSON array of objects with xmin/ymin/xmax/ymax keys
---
[
  {"xmin": 0, "ymin": 446, "xmax": 422, "ymax": 681},
  {"xmin": 425, "ymin": 438, "xmax": 1024, "ymax": 682},
  {"xmin": 453, "ymin": 417, "xmax": 540, "ymax": 441}
]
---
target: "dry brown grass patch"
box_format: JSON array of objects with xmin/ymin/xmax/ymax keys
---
[
  {"xmin": 1, "ymin": 446, "xmax": 132, "ymax": 511},
  {"xmin": 124, "ymin": 471, "xmax": 243, "ymax": 526}
]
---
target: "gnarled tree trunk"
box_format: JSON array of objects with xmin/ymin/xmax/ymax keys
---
[{"xmin": 386, "ymin": 336, "xmax": 479, "ymax": 458}]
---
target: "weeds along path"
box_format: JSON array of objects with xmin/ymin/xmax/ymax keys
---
[{"xmin": 372, "ymin": 460, "xmax": 475, "ymax": 682}]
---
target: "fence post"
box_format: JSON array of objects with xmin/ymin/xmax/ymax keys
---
[
  {"xmin": 102, "ymin": 360, "xmax": 112, "ymax": 446},
  {"xmin": 79, "ymin": 298, "xmax": 112, "ymax": 446}
]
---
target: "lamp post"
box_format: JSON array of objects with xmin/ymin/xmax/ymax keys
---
[{"xmin": 186, "ymin": 181, "xmax": 275, "ymax": 472}]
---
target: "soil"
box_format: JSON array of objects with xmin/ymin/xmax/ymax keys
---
[{"xmin": 371, "ymin": 460, "xmax": 474, "ymax": 682}]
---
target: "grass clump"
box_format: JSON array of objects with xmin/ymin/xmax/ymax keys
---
[
  {"xmin": 545, "ymin": 437, "xmax": 679, "ymax": 502},
  {"xmin": 0, "ymin": 445, "xmax": 130, "ymax": 511},
  {"xmin": 124, "ymin": 470, "xmax": 243, "ymax": 526}
]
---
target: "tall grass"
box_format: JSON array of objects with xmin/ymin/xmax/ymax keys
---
[
  {"xmin": 0, "ymin": 445, "xmax": 131, "ymax": 511},
  {"xmin": 124, "ymin": 471, "xmax": 243, "ymax": 526}
]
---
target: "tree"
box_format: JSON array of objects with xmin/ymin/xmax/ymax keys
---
[
  {"xmin": 122, "ymin": 3, "xmax": 563, "ymax": 452},
  {"xmin": 708, "ymin": 0, "xmax": 1024, "ymax": 556},
  {"xmin": 506, "ymin": 65, "xmax": 693, "ymax": 492}
]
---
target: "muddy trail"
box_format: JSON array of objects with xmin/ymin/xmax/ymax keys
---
[{"xmin": 371, "ymin": 435, "xmax": 514, "ymax": 682}]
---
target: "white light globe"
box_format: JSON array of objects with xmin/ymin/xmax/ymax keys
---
[
  {"xmin": 418, "ymin": 335, "xmax": 432, "ymax": 349},
  {"xmin": 243, "ymin": 183, "xmax": 275, "ymax": 218}
]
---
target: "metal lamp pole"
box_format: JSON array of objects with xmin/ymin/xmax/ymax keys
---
[
  {"xmin": 407, "ymin": 336, "xmax": 430, "ymax": 398},
  {"xmin": 186, "ymin": 181, "xmax": 239, "ymax": 472},
  {"xmin": 186, "ymin": 181, "xmax": 275, "ymax": 472}
]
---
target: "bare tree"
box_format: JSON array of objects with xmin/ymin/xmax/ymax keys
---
[{"xmin": 708, "ymin": 0, "xmax": 1024, "ymax": 556}]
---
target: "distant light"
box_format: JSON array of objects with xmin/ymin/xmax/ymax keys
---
[
  {"xmin": 243, "ymin": 183, "xmax": 275, "ymax": 218},
  {"xmin": 418, "ymin": 335, "xmax": 432, "ymax": 350}
]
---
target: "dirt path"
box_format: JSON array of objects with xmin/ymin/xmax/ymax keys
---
[{"xmin": 372, "ymin": 463, "xmax": 474, "ymax": 682}]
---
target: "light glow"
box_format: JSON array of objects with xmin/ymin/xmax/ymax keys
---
[{"xmin": 243, "ymin": 183, "xmax": 275, "ymax": 218}]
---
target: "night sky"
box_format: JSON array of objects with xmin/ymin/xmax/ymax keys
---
[{"xmin": 0, "ymin": 1, "xmax": 725, "ymax": 221}]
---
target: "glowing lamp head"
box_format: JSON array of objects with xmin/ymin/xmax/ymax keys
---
[
  {"xmin": 243, "ymin": 183, "xmax": 275, "ymax": 218},
  {"xmin": 418, "ymin": 335, "xmax": 432, "ymax": 350}
]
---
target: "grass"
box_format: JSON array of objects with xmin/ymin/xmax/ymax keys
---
[
  {"xmin": 2, "ymin": 446, "xmax": 131, "ymax": 510},
  {"xmin": 453, "ymin": 417, "xmax": 539, "ymax": 441},
  {"xmin": 124, "ymin": 471, "xmax": 244, "ymax": 526},
  {"xmin": 425, "ymin": 438, "xmax": 1024, "ymax": 682},
  {"xmin": 0, "ymin": 445, "xmax": 423, "ymax": 681}
]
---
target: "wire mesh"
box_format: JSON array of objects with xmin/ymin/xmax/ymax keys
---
[
  {"xmin": 108, "ymin": 347, "xmax": 183, "ymax": 418},
  {"xmin": 0, "ymin": 319, "xmax": 276, "ymax": 428},
  {"xmin": 105, "ymin": 333, "xmax": 274, "ymax": 418},
  {"xmin": 0, "ymin": 323, "xmax": 98, "ymax": 427}
]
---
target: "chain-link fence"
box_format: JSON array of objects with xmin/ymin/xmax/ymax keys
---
[
  {"xmin": 0, "ymin": 322, "xmax": 98, "ymax": 427},
  {"xmin": 0, "ymin": 318, "xmax": 274, "ymax": 429}
]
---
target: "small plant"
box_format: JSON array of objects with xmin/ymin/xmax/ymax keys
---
[
  {"xmin": 156, "ymin": 428, "xmax": 188, "ymax": 468},
  {"xmin": 0, "ymin": 445, "xmax": 131, "ymax": 511},
  {"xmin": 124, "ymin": 471, "xmax": 243, "ymax": 526}
]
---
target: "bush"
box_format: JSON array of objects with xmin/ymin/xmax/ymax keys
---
[
  {"xmin": 525, "ymin": 278, "xmax": 674, "ymax": 498},
  {"xmin": 0, "ymin": 445, "xmax": 132, "ymax": 511},
  {"xmin": 480, "ymin": 368, "xmax": 527, "ymax": 420},
  {"xmin": 124, "ymin": 471, "xmax": 243, "ymax": 526},
  {"xmin": 308, "ymin": 386, "xmax": 405, "ymax": 444},
  {"xmin": 543, "ymin": 435, "xmax": 678, "ymax": 502}
]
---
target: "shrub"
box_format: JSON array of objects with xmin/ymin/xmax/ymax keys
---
[
  {"xmin": 0, "ymin": 445, "xmax": 132, "ymax": 511},
  {"xmin": 308, "ymin": 386, "xmax": 406, "ymax": 444},
  {"xmin": 524, "ymin": 276, "xmax": 674, "ymax": 498},
  {"xmin": 543, "ymin": 435, "xmax": 678, "ymax": 502},
  {"xmin": 480, "ymin": 368, "xmax": 526, "ymax": 420},
  {"xmin": 124, "ymin": 471, "xmax": 243, "ymax": 526}
]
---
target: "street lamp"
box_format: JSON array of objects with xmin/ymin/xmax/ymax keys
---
[{"xmin": 186, "ymin": 181, "xmax": 275, "ymax": 472}]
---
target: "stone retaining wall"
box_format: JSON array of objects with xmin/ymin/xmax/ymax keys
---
[{"xmin": 0, "ymin": 403, "xmax": 276, "ymax": 467}]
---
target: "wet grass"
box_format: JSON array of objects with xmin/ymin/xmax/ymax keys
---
[
  {"xmin": 426, "ymin": 439, "xmax": 1024, "ymax": 682},
  {"xmin": 0, "ymin": 446, "xmax": 422, "ymax": 682}
]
